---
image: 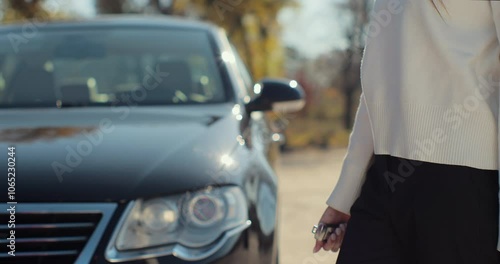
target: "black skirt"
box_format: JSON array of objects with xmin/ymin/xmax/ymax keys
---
[{"xmin": 337, "ymin": 155, "xmax": 499, "ymax": 264}]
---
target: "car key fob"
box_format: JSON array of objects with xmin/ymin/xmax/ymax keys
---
[{"xmin": 312, "ymin": 223, "xmax": 342, "ymax": 241}]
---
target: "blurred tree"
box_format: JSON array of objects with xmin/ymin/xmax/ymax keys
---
[
  {"xmin": 96, "ymin": 0, "xmax": 126, "ymax": 14},
  {"xmin": 187, "ymin": 0, "xmax": 295, "ymax": 79},
  {"xmin": 337, "ymin": 0, "xmax": 370, "ymax": 129},
  {"xmin": 6, "ymin": 0, "xmax": 47, "ymax": 19},
  {"xmin": 2, "ymin": 0, "xmax": 68, "ymax": 23}
]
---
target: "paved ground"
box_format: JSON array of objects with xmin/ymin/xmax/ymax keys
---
[{"xmin": 277, "ymin": 148, "xmax": 347, "ymax": 264}]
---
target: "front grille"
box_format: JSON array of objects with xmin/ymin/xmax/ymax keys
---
[{"xmin": 0, "ymin": 203, "xmax": 117, "ymax": 264}]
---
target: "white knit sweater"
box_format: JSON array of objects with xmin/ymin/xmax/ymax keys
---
[{"xmin": 326, "ymin": 0, "xmax": 500, "ymax": 250}]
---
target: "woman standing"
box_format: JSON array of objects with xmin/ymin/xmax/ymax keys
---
[{"xmin": 313, "ymin": 0, "xmax": 500, "ymax": 263}]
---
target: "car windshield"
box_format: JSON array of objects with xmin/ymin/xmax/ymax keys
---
[{"xmin": 0, "ymin": 27, "xmax": 227, "ymax": 108}]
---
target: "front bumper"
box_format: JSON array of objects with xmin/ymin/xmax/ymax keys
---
[{"xmin": 1, "ymin": 201, "xmax": 274, "ymax": 264}]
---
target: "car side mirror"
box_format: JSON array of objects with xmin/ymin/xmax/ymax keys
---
[{"xmin": 245, "ymin": 78, "xmax": 305, "ymax": 113}]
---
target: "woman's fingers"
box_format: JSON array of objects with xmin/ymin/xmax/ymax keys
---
[
  {"xmin": 313, "ymin": 207, "xmax": 351, "ymax": 254},
  {"xmin": 313, "ymin": 240, "xmax": 324, "ymax": 253},
  {"xmin": 331, "ymin": 228, "xmax": 344, "ymax": 252},
  {"xmin": 314, "ymin": 224, "xmax": 348, "ymax": 253},
  {"xmin": 331, "ymin": 224, "xmax": 347, "ymax": 252},
  {"xmin": 322, "ymin": 232, "xmax": 337, "ymax": 251}
]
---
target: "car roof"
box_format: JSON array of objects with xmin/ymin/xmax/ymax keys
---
[{"xmin": 0, "ymin": 15, "xmax": 220, "ymax": 33}]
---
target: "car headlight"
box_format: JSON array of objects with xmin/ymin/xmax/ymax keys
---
[
  {"xmin": 185, "ymin": 193, "xmax": 225, "ymax": 228},
  {"xmin": 141, "ymin": 199, "xmax": 179, "ymax": 233},
  {"xmin": 106, "ymin": 186, "xmax": 250, "ymax": 262}
]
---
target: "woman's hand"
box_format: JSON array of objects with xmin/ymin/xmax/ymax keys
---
[{"xmin": 313, "ymin": 206, "xmax": 351, "ymax": 253}]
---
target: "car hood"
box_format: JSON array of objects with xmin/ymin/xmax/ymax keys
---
[{"xmin": 0, "ymin": 104, "xmax": 244, "ymax": 202}]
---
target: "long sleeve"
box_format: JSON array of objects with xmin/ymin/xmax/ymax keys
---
[
  {"xmin": 492, "ymin": 2, "xmax": 500, "ymax": 42},
  {"xmin": 326, "ymin": 93, "xmax": 374, "ymax": 215},
  {"xmin": 489, "ymin": 1, "xmax": 500, "ymax": 252}
]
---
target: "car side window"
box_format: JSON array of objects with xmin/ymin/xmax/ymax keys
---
[{"xmin": 231, "ymin": 46, "xmax": 255, "ymax": 98}]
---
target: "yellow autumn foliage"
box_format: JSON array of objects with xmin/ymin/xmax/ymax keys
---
[
  {"xmin": 176, "ymin": 0, "xmax": 297, "ymax": 80},
  {"xmin": 2, "ymin": 0, "xmax": 68, "ymax": 24}
]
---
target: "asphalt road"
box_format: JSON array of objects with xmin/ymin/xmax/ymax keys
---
[{"xmin": 277, "ymin": 148, "xmax": 347, "ymax": 264}]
